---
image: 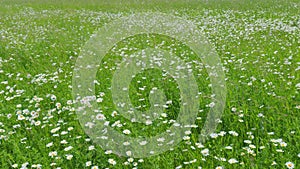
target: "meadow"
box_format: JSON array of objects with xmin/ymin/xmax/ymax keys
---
[{"xmin": 0, "ymin": 0, "xmax": 299, "ymax": 168}]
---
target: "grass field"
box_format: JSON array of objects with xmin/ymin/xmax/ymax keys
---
[{"xmin": 0, "ymin": 0, "xmax": 299, "ymax": 168}]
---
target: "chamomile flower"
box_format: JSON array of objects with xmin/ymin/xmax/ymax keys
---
[
  {"xmin": 86, "ymin": 161, "xmax": 92, "ymax": 167},
  {"xmin": 123, "ymin": 129, "xmax": 131, "ymax": 135},
  {"xmin": 108, "ymin": 158, "xmax": 116, "ymax": 165},
  {"xmin": 48, "ymin": 151, "xmax": 57, "ymax": 157},
  {"xmin": 228, "ymin": 158, "xmax": 238, "ymax": 164},
  {"xmin": 65, "ymin": 154, "xmax": 73, "ymax": 160},
  {"xmin": 201, "ymin": 149, "xmax": 209, "ymax": 156},
  {"xmin": 46, "ymin": 142, "xmax": 53, "ymax": 147},
  {"xmin": 95, "ymin": 113, "xmax": 106, "ymax": 120},
  {"xmin": 50, "ymin": 95, "xmax": 56, "ymax": 101},
  {"xmin": 285, "ymin": 162, "xmax": 295, "ymax": 169}
]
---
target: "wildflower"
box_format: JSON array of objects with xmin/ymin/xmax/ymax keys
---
[
  {"xmin": 108, "ymin": 158, "xmax": 116, "ymax": 165},
  {"xmin": 46, "ymin": 142, "xmax": 53, "ymax": 147},
  {"xmin": 64, "ymin": 146, "xmax": 73, "ymax": 151},
  {"xmin": 88, "ymin": 145, "xmax": 95, "ymax": 150},
  {"xmin": 18, "ymin": 115, "xmax": 25, "ymax": 120},
  {"xmin": 185, "ymin": 130, "xmax": 191, "ymax": 135},
  {"xmin": 260, "ymin": 146, "xmax": 265, "ymax": 149},
  {"xmin": 99, "ymin": 92, "xmax": 105, "ymax": 97},
  {"xmin": 21, "ymin": 162, "xmax": 29, "ymax": 168},
  {"xmin": 50, "ymin": 127, "xmax": 60, "ymax": 133},
  {"xmin": 7, "ymin": 114, "xmax": 12, "ymax": 119},
  {"xmin": 48, "ymin": 151, "xmax": 57, "ymax": 157},
  {"xmin": 67, "ymin": 100, "xmax": 73, "ymax": 105},
  {"xmin": 123, "ymin": 141, "xmax": 130, "ymax": 146},
  {"xmin": 56, "ymin": 102, "xmax": 61, "ymax": 109},
  {"xmin": 50, "ymin": 95, "xmax": 56, "ymax": 101},
  {"xmin": 145, "ymin": 120, "xmax": 152, "ymax": 125},
  {"xmin": 96, "ymin": 113, "xmax": 106, "ymax": 120},
  {"xmin": 161, "ymin": 113, "xmax": 167, "ymax": 117},
  {"xmin": 208, "ymin": 102, "xmax": 215, "ymax": 108},
  {"xmin": 271, "ymin": 161, "xmax": 277, "ymax": 165},
  {"xmin": 111, "ymin": 111, "xmax": 118, "ymax": 117},
  {"xmin": 32, "ymin": 164, "xmax": 42, "ymax": 168},
  {"xmin": 61, "ymin": 131, "xmax": 68, "ymax": 135},
  {"xmin": 228, "ymin": 158, "xmax": 238, "ymax": 164},
  {"xmin": 128, "ymin": 158, "xmax": 134, "ymax": 162},
  {"xmin": 225, "ymin": 146, "xmax": 232, "ymax": 150},
  {"xmin": 123, "ymin": 129, "xmax": 131, "ymax": 135},
  {"xmin": 228, "ymin": 131, "xmax": 238, "ymax": 136},
  {"xmin": 86, "ymin": 161, "xmax": 92, "ymax": 167},
  {"xmin": 285, "ymin": 162, "xmax": 295, "ymax": 169},
  {"xmin": 96, "ymin": 98, "xmax": 103, "ymax": 103},
  {"xmin": 210, "ymin": 133, "xmax": 218, "ymax": 138},
  {"xmin": 276, "ymin": 149, "xmax": 284, "ymax": 153},
  {"xmin": 157, "ymin": 137, "xmax": 165, "ymax": 142},
  {"xmin": 66, "ymin": 154, "xmax": 73, "ymax": 160},
  {"xmin": 249, "ymin": 144, "xmax": 256, "ymax": 149},
  {"xmin": 244, "ymin": 140, "xmax": 251, "ymax": 144},
  {"xmin": 280, "ymin": 142, "xmax": 287, "ymax": 147},
  {"xmin": 201, "ymin": 148, "xmax": 209, "ymax": 156},
  {"xmin": 126, "ymin": 151, "xmax": 132, "ymax": 156},
  {"xmin": 220, "ymin": 158, "xmax": 226, "ymax": 161},
  {"xmin": 195, "ymin": 143, "xmax": 204, "ymax": 148},
  {"xmin": 60, "ymin": 140, "xmax": 68, "ymax": 144},
  {"xmin": 34, "ymin": 121, "xmax": 41, "ymax": 126},
  {"xmin": 257, "ymin": 113, "xmax": 264, "ymax": 117},
  {"xmin": 218, "ymin": 131, "xmax": 226, "ymax": 136},
  {"xmin": 183, "ymin": 136, "xmax": 190, "ymax": 140}
]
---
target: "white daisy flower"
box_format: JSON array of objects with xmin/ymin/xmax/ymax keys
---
[
  {"xmin": 86, "ymin": 161, "xmax": 92, "ymax": 167},
  {"xmin": 64, "ymin": 146, "xmax": 73, "ymax": 151},
  {"xmin": 108, "ymin": 158, "xmax": 116, "ymax": 165},
  {"xmin": 96, "ymin": 113, "xmax": 106, "ymax": 120},
  {"xmin": 66, "ymin": 154, "xmax": 73, "ymax": 160},
  {"xmin": 285, "ymin": 162, "xmax": 295, "ymax": 169},
  {"xmin": 46, "ymin": 142, "xmax": 53, "ymax": 147},
  {"xmin": 228, "ymin": 158, "xmax": 238, "ymax": 164},
  {"xmin": 48, "ymin": 151, "xmax": 57, "ymax": 157},
  {"xmin": 123, "ymin": 129, "xmax": 131, "ymax": 135},
  {"xmin": 201, "ymin": 148, "xmax": 209, "ymax": 156}
]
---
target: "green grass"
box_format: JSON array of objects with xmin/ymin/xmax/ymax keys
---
[{"xmin": 0, "ymin": 0, "xmax": 299, "ymax": 168}]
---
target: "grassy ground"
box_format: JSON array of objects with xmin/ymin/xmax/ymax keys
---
[{"xmin": 0, "ymin": 0, "xmax": 299, "ymax": 168}]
